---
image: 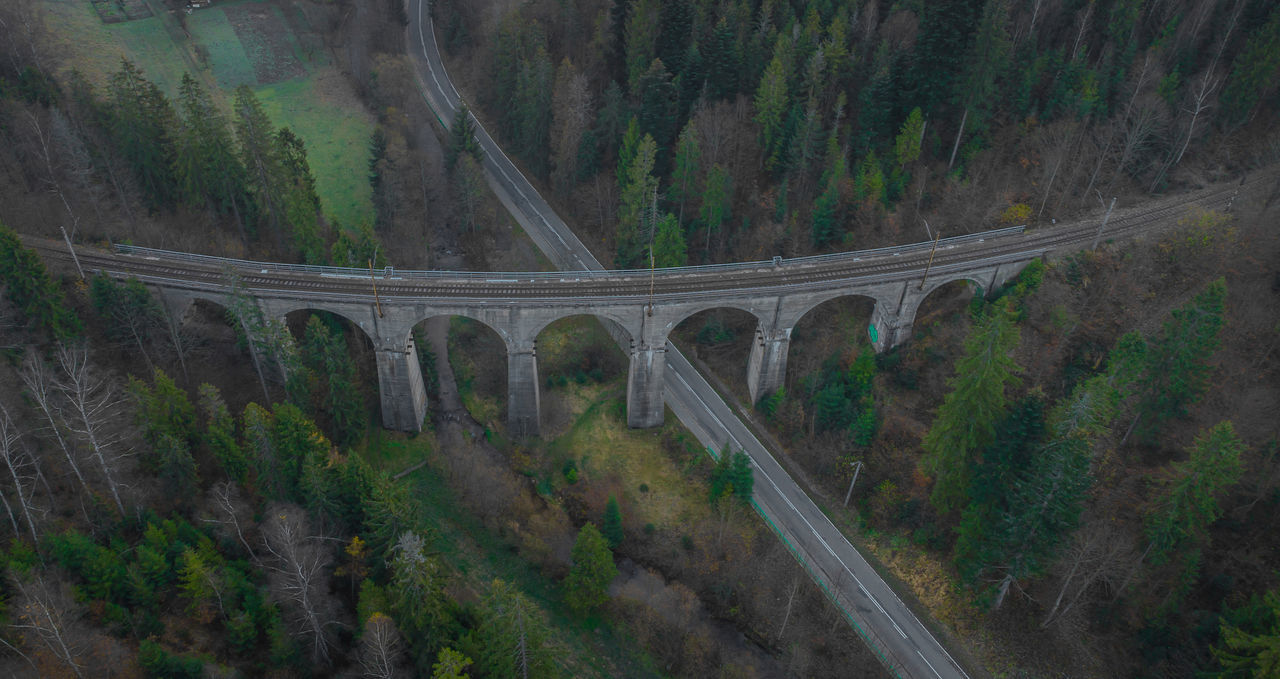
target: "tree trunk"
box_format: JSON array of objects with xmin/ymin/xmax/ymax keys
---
[{"xmin": 948, "ymin": 108, "xmax": 969, "ymax": 170}]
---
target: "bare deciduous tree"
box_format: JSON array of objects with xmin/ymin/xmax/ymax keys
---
[
  {"xmin": 8, "ymin": 573, "xmax": 85, "ymax": 678},
  {"xmin": 19, "ymin": 350, "xmax": 87, "ymax": 497},
  {"xmin": 1040, "ymin": 517, "xmax": 1138, "ymax": 628},
  {"xmin": 0, "ymin": 402, "xmax": 43, "ymax": 543},
  {"xmin": 52, "ymin": 342, "xmax": 129, "ymax": 514},
  {"xmin": 358, "ymin": 613, "xmax": 404, "ymax": 679},
  {"xmin": 550, "ymin": 59, "xmax": 592, "ymax": 194},
  {"xmin": 201, "ymin": 481, "xmax": 257, "ymax": 560},
  {"xmin": 261, "ymin": 503, "xmax": 337, "ymax": 665}
]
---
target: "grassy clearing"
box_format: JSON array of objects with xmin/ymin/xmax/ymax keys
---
[
  {"xmin": 542, "ymin": 380, "xmax": 711, "ymax": 530},
  {"xmin": 185, "ymin": 8, "xmax": 255, "ymax": 90},
  {"xmin": 40, "ymin": 0, "xmax": 375, "ymax": 230},
  {"xmin": 253, "ymin": 74, "xmax": 374, "ymax": 229},
  {"xmin": 42, "ymin": 2, "xmax": 190, "ymax": 94}
]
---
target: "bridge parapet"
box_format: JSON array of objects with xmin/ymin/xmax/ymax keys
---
[{"xmin": 29, "ymin": 232, "xmax": 1039, "ymax": 435}]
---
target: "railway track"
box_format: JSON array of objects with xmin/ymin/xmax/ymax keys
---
[{"xmin": 23, "ymin": 168, "xmax": 1272, "ymax": 305}]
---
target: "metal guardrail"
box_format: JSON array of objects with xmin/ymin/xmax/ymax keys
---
[{"xmin": 112, "ymin": 225, "xmax": 1026, "ymax": 281}]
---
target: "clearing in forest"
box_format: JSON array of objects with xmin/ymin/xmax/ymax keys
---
[{"xmin": 40, "ymin": 0, "xmax": 374, "ymax": 230}]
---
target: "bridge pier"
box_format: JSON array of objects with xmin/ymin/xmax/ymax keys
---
[
  {"xmin": 507, "ymin": 341, "xmax": 540, "ymax": 438},
  {"xmin": 376, "ymin": 337, "xmax": 428, "ymax": 432},
  {"xmin": 870, "ymin": 293, "xmax": 917, "ymax": 353},
  {"xmin": 626, "ymin": 343, "xmax": 666, "ymax": 428},
  {"xmin": 747, "ymin": 324, "xmax": 791, "ymax": 404}
]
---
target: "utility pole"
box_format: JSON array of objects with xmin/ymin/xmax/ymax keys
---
[
  {"xmin": 59, "ymin": 226, "xmax": 83, "ymax": 280},
  {"xmin": 368, "ymin": 259, "xmax": 384, "ymax": 318},
  {"xmin": 843, "ymin": 460, "xmax": 864, "ymax": 507},
  {"xmin": 1092, "ymin": 195, "xmax": 1116, "ymax": 251},
  {"xmin": 918, "ymin": 230, "xmax": 941, "ymax": 291},
  {"xmin": 647, "ymin": 187, "xmax": 658, "ymax": 316}
]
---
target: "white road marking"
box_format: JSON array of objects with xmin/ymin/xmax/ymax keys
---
[
  {"xmin": 415, "ymin": 1, "xmax": 971, "ymax": 674},
  {"xmin": 918, "ymin": 650, "xmax": 945, "ymax": 679}
]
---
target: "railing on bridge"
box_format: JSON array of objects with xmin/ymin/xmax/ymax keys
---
[{"xmin": 113, "ymin": 225, "xmax": 1025, "ymax": 281}]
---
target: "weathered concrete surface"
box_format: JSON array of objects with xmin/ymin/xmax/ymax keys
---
[{"xmin": 79, "ymin": 243, "xmax": 1033, "ymax": 435}]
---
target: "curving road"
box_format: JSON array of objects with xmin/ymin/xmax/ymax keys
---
[
  {"xmin": 398, "ymin": 3, "xmax": 1277, "ymax": 678},
  {"xmin": 405, "ymin": 3, "xmax": 971, "ymax": 677}
]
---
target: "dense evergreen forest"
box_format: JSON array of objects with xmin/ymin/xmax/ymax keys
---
[
  {"xmin": 431, "ymin": 0, "xmax": 1280, "ymax": 677},
  {"xmin": 434, "ymin": 0, "xmax": 1280, "ymax": 267}
]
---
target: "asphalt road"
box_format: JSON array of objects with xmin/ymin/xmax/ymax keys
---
[{"xmin": 406, "ymin": 2, "xmax": 970, "ymax": 677}]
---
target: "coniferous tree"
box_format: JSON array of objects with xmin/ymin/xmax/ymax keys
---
[
  {"xmin": 1146, "ymin": 421, "xmax": 1245, "ymax": 567},
  {"xmin": 1210, "ymin": 587, "xmax": 1280, "ymax": 678},
  {"xmin": 173, "ymin": 73, "xmax": 251, "ymax": 238},
  {"xmin": 651, "ymin": 213, "xmax": 687, "ymax": 268},
  {"xmin": 601, "ymin": 496, "xmax": 623, "ymax": 549},
  {"xmin": 623, "ymin": 0, "xmax": 661, "ymax": 90},
  {"xmin": 390, "ymin": 531, "xmax": 451, "ymax": 666},
  {"xmin": 564, "ymin": 522, "xmax": 616, "ymax": 615},
  {"xmin": 615, "ymin": 133, "xmax": 658, "ymax": 268},
  {"xmin": 89, "ymin": 274, "xmax": 165, "ymax": 368},
  {"xmin": 1135, "ymin": 278, "xmax": 1227, "ymax": 438},
  {"xmin": 633, "ymin": 58, "xmax": 678, "ymax": 158},
  {"xmin": 478, "ymin": 578, "xmax": 554, "ymax": 679},
  {"xmin": 445, "ymin": 104, "xmax": 480, "ymax": 170},
  {"xmin": 197, "ymin": 383, "xmax": 247, "ymax": 484},
  {"xmin": 669, "ymin": 121, "xmax": 700, "ymax": 225},
  {"xmin": 108, "ymin": 59, "xmax": 179, "ymax": 210},
  {"xmin": 513, "ymin": 48, "xmax": 554, "ymax": 178},
  {"xmin": 298, "ymin": 315, "xmax": 365, "ymax": 445},
  {"xmin": 1220, "ymin": 7, "xmax": 1280, "ymax": 127},
  {"xmin": 754, "ymin": 52, "xmax": 790, "ymax": 173},
  {"xmin": 0, "ymin": 222, "xmax": 81, "ymax": 339},
  {"xmin": 923, "ymin": 305, "xmax": 1021, "ymax": 514},
  {"xmin": 130, "ymin": 367, "xmax": 196, "ymax": 450},
  {"xmin": 234, "ymin": 85, "xmax": 285, "ymax": 239},
  {"xmin": 274, "ymin": 127, "xmax": 326, "ymax": 264}
]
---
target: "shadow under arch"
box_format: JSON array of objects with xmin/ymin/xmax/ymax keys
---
[
  {"xmin": 283, "ymin": 308, "xmax": 377, "ymax": 439},
  {"xmin": 909, "ymin": 277, "xmax": 986, "ymax": 340},
  {"xmin": 412, "ymin": 313, "xmax": 511, "ymax": 432},
  {"xmin": 669, "ymin": 306, "xmax": 762, "ymax": 405},
  {"xmin": 533, "ymin": 314, "xmax": 630, "ymax": 440},
  {"xmin": 785, "ymin": 293, "xmax": 878, "ymax": 391}
]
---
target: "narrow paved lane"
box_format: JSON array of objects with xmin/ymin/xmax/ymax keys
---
[{"xmin": 406, "ymin": 2, "xmax": 970, "ymax": 677}]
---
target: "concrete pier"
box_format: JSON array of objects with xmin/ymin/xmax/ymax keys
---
[
  {"xmin": 376, "ymin": 338, "xmax": 428, "ymax": 432},
  {"xmin": 507, "ymin": 341, "xmax": 541, "ymax": 438},
  {"xmin": 747, "ymin": 324, "xmax": 791, "ymax": 403}
]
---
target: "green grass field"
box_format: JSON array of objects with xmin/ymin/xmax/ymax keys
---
[{"xmin": 41, "ymin": 0, "xmax": 374, "ymax": 229}]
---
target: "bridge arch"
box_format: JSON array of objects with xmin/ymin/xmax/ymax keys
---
[
  {"xmin": 533, "ymin": 315, "xmax": 630, "ymax": 436},
  {"xmin": 906, "ymin": 276, "xmax": 987, "ymax": 340},
  {"xmin": 283, "ymin": 308, "xmax": 377, "ymax": 439},
  {"xmin": 658, "ymin": 300, "xmax": 769, "ymax": 337},
  {"xmin": 669, "ymin": 306, "xmax": 761, "ymax": 404},
  {"xmin": 412, "ymin": 313, "xmax": 512, "ymax": 432}
]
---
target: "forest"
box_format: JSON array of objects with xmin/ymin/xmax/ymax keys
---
[{"xmin": 0, "ymin": 0, "xmax": 1278, "ymax": 677}]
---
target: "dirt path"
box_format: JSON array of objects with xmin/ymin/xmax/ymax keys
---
[{"xmin": 423, "ymin": 317, "xmax": 489, "ymax": 442}]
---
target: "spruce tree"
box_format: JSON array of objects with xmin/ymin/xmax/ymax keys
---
[
  {"xmin": 651, "ymin": 213, "xmax": 687, "ymax": 268},
  {"xmin": 670, "ymin": 121, "xmax": 700, "ymax": 224},
  {"xmin": 197, "ymin": 383, "xmax": 247, "ymax": 484},
  {"xmin": 564, "ymin": 522, "xmax": 617, "ymax": 615},
  {"xmin": 478, "ymin": 579, "xmax": 554, "ymax": 678},
  {"xmin": 0, "ymin": 222, "xmax": 81, "ymax": 339},
  {"xmin": 615, "ymin": 133, "xmax": 658, "ymax": 268},
  {"xmin": 601, "ymin": 496, "xmax": 623, "ymax": 549},
  {"xmin": 922, "ymin": 305, "xmax": 1021, "ymax": 514},
  {"xmin": 1136, "ymin": 278, "xmax": 1227, "ymax": 438},
  {"xmin": 1146, "ymin": 421, "xmax": 1246, "ymax": 566},
  {"xmin": 754, "ymin": 52, "xmax": 789, "ymax": 172}
]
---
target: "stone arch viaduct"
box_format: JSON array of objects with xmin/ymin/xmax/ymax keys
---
[{"xmin": 26, "ymin": 227, "xmax": 1040, "ymax": 437}]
